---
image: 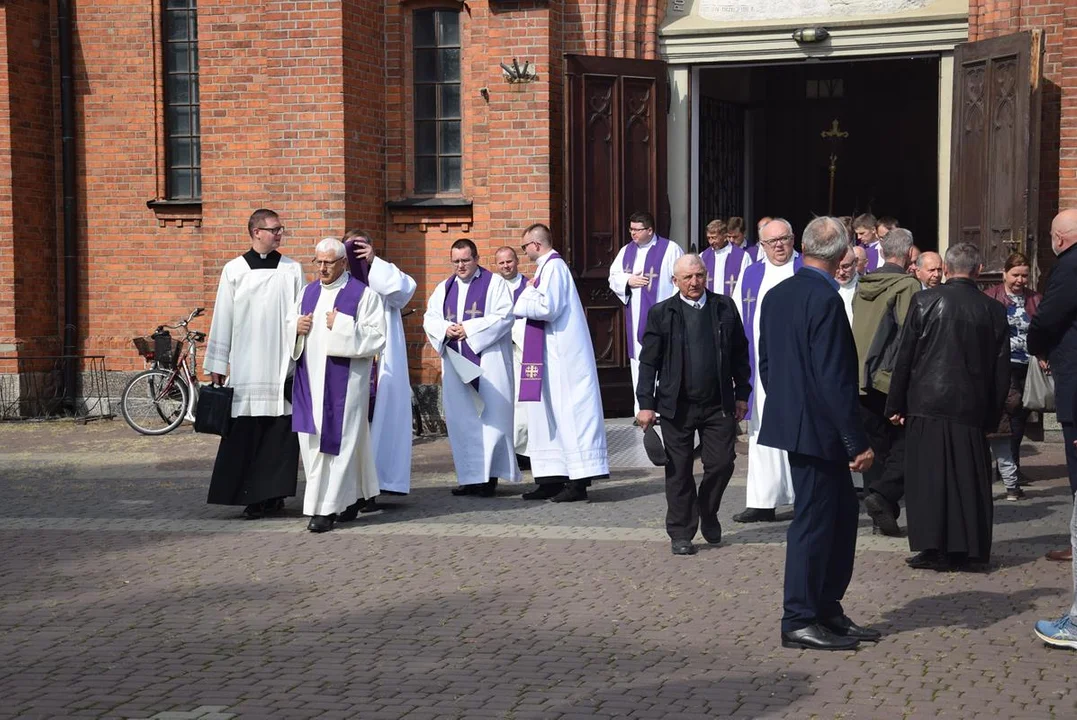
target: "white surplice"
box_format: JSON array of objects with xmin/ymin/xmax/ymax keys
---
[
  {"xmin": 366, "ymin": 256, "xmax": 418, "ymax": 494},
  {"xmin": 515, "ymin": 250, "xmax": 609, "ymax": 480},
  {"xmin": 505, "ymin": 273, "xmax": 529, "ymax": 457},
  {"xmin": 204, "ymin": 252, "xmax": 304, "ymax": 417},
  {"xmin": 705, "ymin": 243, "xmax": 753, "ymax": 295},
  {"xmin": 735, "ymin": 255, "xmax": 796, "ymax": 509},
  {"xmin": 423, "ymin": 268, "xmax": 521, "ymax": 486},
  {"xmin": 609, "ymin": 236, "xmax": 683, "ymax": 414},
  {"xmin": 291, "ymin": 274, "xmax": 387, "ymax": 516}
]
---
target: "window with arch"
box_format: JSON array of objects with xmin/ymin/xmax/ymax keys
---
[{"xmin": 413, "ymin": 8, "xmax": 462, "ymax": 194}]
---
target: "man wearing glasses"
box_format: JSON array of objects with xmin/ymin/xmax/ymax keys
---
[
  {"xmin": 205, "ymin": 208, "xmax": 305, "ymax": 519},
  {"xmin": 608, "ymin": 211, "xmax": 684, "ymax": 416},
  {"xmin": 732, "ymin": 218, "xmax": 802, "ymax": 524},
  {"xmin": 423, "ymin": 239, "xmax": 520, "ymax": 497}
]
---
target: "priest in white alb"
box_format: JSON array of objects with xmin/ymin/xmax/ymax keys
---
[
  {"xmin": 423, "ymin": 239, "xmax": 521, "ymax": 496},
  {"xmin": 608, "ymin": 210, "xmax": 683, "ymax": 415},
  {"xmin": 291, "ymin": 237, "xmax": 386, "ymax": 533},
  {"xmin": 205, "ymin": 208, "xmax": 304, "ymax": 520},
  {"xmin": 515, "ymin": 223, "xmax": 609, "ymax": 503},
  {"xmin": 733, "ymin": 218, "xmax": 801, "ymax": 523},
  {"xmin": 495, "ymin": 245, "xmax": 530, "ymax": 463},
  {"xmin": 700, "ymin": 218, "xmax": 752, "ymax": 296},
  {"xmin": 344, "ymin": 229, "xmax": 418, "ymax": 503}
]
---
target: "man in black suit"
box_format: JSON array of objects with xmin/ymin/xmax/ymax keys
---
[
  {"xmin": 758, "ymin": 217, "xmax": 877, "ymax": 651},
  {"xmin": 1029, "ymin": 208, "xmax": 1077, "ymax": 564},
  {"xmin": 636, "ymin": 254, "xmax": 752, "ymax": 556}
]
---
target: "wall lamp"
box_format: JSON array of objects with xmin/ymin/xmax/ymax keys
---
[{"xmin": 792, "ymin": 27, "xmax": 830, "ymax": 43}]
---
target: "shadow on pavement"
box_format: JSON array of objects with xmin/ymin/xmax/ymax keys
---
[{"xmin": 877, "ymin": 587, "xmax": 1065, "ymax": 633}]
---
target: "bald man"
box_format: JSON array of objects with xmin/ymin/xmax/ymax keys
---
[
  {"xmin": 1033, "ymin": 210, "xmax": 1077, "ymax": 648},
  {"xmin": 853, "ymin": 246, "xmax": 868, "ymax": 276},
  {"xmin": 915, "ymin": 252, "xmax": 942, "ymax": 290}
]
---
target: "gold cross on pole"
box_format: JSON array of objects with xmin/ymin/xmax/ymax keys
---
[
  {"xmin": 725, "ymin": 273, "xmax": 738, "ymax": 295},
  {"xmin": 820, "ymin": 118, "xmax": 850, "ymax": 216},
  {"xmin": 464, "ymin": 301, "xmax": 483, "ymax": 319},
  {"xmin": 643, "ymin": 267, "xmax": 659, "ymax": 286}
]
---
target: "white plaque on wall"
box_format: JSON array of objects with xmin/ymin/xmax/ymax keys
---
[{"xmin": 698, "ymin": 0, "xmax": 931, "ymax": 22}]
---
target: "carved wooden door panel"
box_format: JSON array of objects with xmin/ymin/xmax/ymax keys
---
[
  {"xmin": 950, "ymin": 31, "xmax": 1042, "ymax": 278},
  {"xmin": 566, "ymin": 54, "xmax": 668, "ymax": 417}
]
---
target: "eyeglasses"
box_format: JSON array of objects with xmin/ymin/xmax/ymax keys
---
[
  {"xmin": 313, "ymin": 258, "xmax": 344, "ymax": 267},
  {"xmin": 451, "ymin": 258, "xmax": 476, "ymax": 265},
  {"xmin": 520, "ymin": 240, "xmax": 536, "ymax": 251},
  {"xmin": 761, "ymin": 235, "xmax": 794, "ymax": 247},
  {"xmin": 838, "ymin": 262, "xmax": 856, "ymax": 271},
  {"xmin": 628, "ymin": 226, "xmax": 650, "ymax": 234},
  {"xmin": 257, "ymin": 226, "xmax": 286, "ymax": 236}
]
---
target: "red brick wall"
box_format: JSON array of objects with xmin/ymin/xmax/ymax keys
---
[{"xmin": 0, "ymin": 1, "xmax": 58, "ymax": 357}]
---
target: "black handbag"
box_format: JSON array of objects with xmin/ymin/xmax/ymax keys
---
[{"xmin": 194, "ymin": 384, "xmax": 234, "ymax": 437}]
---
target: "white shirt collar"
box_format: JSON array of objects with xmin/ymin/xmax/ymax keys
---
[
  {"xmin": 680, "ymin": 293, "xmax": 706, "ymax": 308},
  {"xmin": 634, "ymin": 235, "xmax": 657, "ymax": 251}
]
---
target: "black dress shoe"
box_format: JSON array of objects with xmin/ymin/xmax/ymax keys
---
[
  {"xmin": 338, "ymin": 500, "xmax": 363, "ymax": 522},
  {"xmin": 263, "ymin": 497, "xmax": 285, "ymax": 514},
  {"xmin": 307, "ymin": 514, "xmax": 336, "ymax": 533},
  {"xmin": 863, "ymin": 493, "xmax": 901, "ymax": 537},
  {"xmin": 550, "ymin": 482, "xmax": 588, "ymax": 503},
  {"xmin": 243, "ymin": 502, "xmax": 265, "ymax": 520},
  {"xmin": 821, "ymin": 615, "xmax": 881, "ymax": 641},
  {"xmin": 477, "ymin": 478, "xmax": 498, "ymax": 497},
  {"xmin": 359, "ymin": 497, "xmax": 380, "ymax": 513},
  {"xmin": 700, "ymin": 517, "xmax": 722, "ymax": 545},
  {"xmin": 732, "ymin": 507, "xmax": 776, "ymax": 523},
  {"xmin": 671, "ymin": 539, "xmax": 697, "ymax": 556},
  {"xmin": 906, "ymin": 550, "xmax": 950, "ymax": 570},
  {"xmin": 451, "ymin": 484, "xmax": 481, "ymax": 496},
  {"xmin": 781, "ymin": 624, "xmax": 860, "ymax": 651},
  {"xmin": 522, "ymin": 483, "xmax": 564, "ymax": 500}
]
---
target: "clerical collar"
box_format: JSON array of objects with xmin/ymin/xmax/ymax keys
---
[
  {"xmin": 709, "ymin": 244, "xmax": 731, "ymax": 256},
  {"xmin": 634, "ymin": 235, "xmax": 656, "ymax": 250},
  {"xmin": 243, "ymin": 248, "xmax": 282, "ymax": 269}
]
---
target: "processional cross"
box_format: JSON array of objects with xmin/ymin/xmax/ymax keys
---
[{"xmin": 820, "ymin": 118, "xmax": 850, "ymax": 216}]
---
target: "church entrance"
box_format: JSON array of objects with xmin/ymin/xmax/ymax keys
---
[{"xmin": 695, "ymin": 57, "xmax": 940, "ymax": 249}]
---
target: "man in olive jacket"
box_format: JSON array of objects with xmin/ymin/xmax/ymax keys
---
[{"xmin": 851, "ymin": 228, "xmax": 922, "ymax": 536}]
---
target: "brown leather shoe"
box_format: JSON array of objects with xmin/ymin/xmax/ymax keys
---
[{"xmin": 1045, "ymin": 548, "xmax": 1072, "ymax": 562}]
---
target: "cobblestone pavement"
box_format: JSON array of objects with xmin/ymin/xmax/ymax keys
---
[{"xmin": 1, "ymin": 420, "xmax": 1076, "ymax": 719}]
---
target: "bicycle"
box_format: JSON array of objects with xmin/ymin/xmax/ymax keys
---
[{"xmin": 121, "ymin": 308, "xmax": 207, "ymax": 435}]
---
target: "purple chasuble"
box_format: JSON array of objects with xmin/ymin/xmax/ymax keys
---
[
  {"xmin": 739, "ymin": 256, "xmax": 803, "ymax": 421},
  {"xmin": 443, "ymin": 267, "xmax": 494, "ymax": 390},
  {"xmin": 861, "ymin": 242, "xmax": 880, "ymax": 274},
  {"xmin": 519, "ymin": 254, "xmax": 562, "ymax": 402},
  {"xmin": 622, "ymin": 236, "xmax": 670, "ymax": 355},
  {"xmin": 700, "ymin": 244, "xmax": 746, "ymax": 294},
  {"xmin": 292, "ymin": 276, "xmax": 368, "ymax": 456}
]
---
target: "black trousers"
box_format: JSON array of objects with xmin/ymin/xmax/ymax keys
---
[
  {"xmin": 859, "ymin": 390, "xmax": 905, "ymax": 513},
  {"xmin": 661, "ymin": 400, "xmax": 737, "ymax": 541},
  {"xmin": 1008, "ymin": 362, "xmax": 1030, "ymax": 465},
  {"xmin": 782, "ymin": 451, "xmax": 859, "ymax": 633}
]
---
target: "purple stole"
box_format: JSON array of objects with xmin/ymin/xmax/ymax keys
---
[
  {"xmin": 700, "ymin": 244, "xmax": 746, "ymax": 294},
  {"xmin": 861, "ymin": 242, "xmax": 880, "ymax": 274},
  {"xmin": 292, "ymin": 276, "xmax": 368, "ymax": 455},
  {"xmin": 343, "ymin": 239, "xmax": 377, "ymax": 420},
  {"xmin": 745, "ymin": 245, "xmax": 760, "ymax": 262},
  {"xmin": 519, "ymin": 254, "xmax": 561, "ymax": 402},
  {"xmin": 443, "ymin": 267, "xmax": 494, "ymax": 390},
  {"xmin": 622, "ymin": 236, "xmax": 670, "ymax": 355},
  {"xmin": 511, "ymin": 275, "xmax": 528, "ymax": 303},
  {"xmin": 739, "ymin": 256, "xmax": 803, "ymax": 421}
]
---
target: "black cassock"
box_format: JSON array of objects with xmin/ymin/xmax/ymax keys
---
[
  {"xmin": 207, "ymin": 415, "xmax": 299, "ymax": 506},
  {"xmin": 885, "ymin": 278, "xmax": 1010, "ymax": 563},
  {"xmin": 904, "ymin": 416, "xmax": 994, "ymax": 561}
]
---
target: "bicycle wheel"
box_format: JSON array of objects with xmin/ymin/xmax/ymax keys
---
[{"xmin": 121, "ymin": 369, "xmax": 190, "ymax": 435}]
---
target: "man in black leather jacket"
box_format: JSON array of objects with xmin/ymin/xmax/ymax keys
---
[{"xmin": 885, "ymin": 243, "xmax": 1009, "ymax": 571}]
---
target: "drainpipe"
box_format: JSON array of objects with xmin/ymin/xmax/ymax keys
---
[{"xmin": 58, "ymin": 0, "xmax": 78, "ymax": 411}]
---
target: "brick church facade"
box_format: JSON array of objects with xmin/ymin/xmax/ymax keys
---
[{"xmin": 0, "ymin": 0, "xmax": 1074, "ymax": 411}]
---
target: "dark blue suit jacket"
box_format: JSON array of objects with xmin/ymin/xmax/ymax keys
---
[
  {"xmin": 758, "ymin": 267, "xmax": 870, "ymax": 463},
  {"xmin": 1028, "ymin": 242, "xmax": 1077, "ymax": 423}
]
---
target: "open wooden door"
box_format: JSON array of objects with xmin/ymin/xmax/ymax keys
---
[
  {"xmin": 565, "ymin": 54, "xmax": 668, "ymax": 417},
  {"xmin": 950, "ymin": 30, "xmax": 1043, "ymax": 279}
]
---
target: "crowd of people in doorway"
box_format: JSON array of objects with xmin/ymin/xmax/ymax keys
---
[{"xmin": 200, "ymin": 206, "xmax": 1077, "ymax": 653}]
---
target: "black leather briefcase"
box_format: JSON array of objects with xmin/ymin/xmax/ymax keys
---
[{"xmin": 194, "ymin": 384, "xmax": 234, "ymax": 437}]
